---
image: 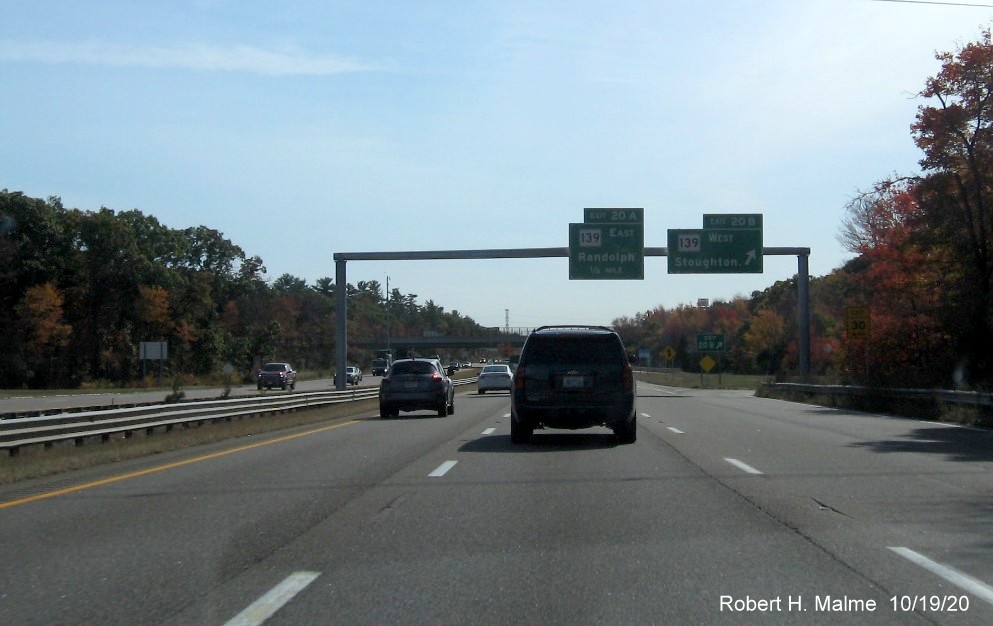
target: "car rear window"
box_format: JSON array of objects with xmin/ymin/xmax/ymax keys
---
[
  {"xmin": 391, "ymin": 361, "xmax": 436, "ymax": 375},
  {"xmin": 523, "ymin": 335, "xmax": 622, "ymax": 365},
  {"xmin": 262, "ymin": 363, "xmax": 286, "ymax": 371},
  {"xmin": 482, "ymin": 365, "xmax": 508, "ymax": 373}
]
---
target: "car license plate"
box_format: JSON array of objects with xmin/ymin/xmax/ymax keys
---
[
  {"xmin": 561, "ymin": 375, "xmax": 585, "ymax": 389},
  {"xmin": 405, "ymin": 382, "xmax": 419, "ymax": 389}
]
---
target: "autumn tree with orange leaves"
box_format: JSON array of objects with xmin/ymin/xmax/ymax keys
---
[
  {"xmin": 14, "ymin": 282, "xmax": 72, "ymax": 386},
  {"xmin": 841, "ymin": 28, "xmax": 993, "ymax": 387}
]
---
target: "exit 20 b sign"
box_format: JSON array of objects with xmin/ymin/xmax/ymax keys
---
[{"xmin": 697, "ymin": 333, "xmax": 725, "ymax": 352}]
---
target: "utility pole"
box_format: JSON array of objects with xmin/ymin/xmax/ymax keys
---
[{"xmin": 385, "ymin": 275, "xmax": 391, "ymax": 351}]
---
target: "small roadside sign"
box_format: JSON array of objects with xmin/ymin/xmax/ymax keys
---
[
  {"xmin": 847, "ymin": 307, "xmax": 870, "ymax": 339},
  {"xmin": 696, "ymin": 333, "xmax": 726, "ymax": 352},
  {"xmin": 140, "ymin": 341, "xmax": 168, "ymax": 360},
  {"xmin": 700, "ymin": 354, "xmax": 718, "ymax": 373}
]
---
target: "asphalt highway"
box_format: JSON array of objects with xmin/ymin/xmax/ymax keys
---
[{"xmin": 1, "ymin": 382, "xmax": 991, "ymax": 624}]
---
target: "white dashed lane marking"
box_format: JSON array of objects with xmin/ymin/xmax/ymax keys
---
[
  {"xmin": 224, "ymin": 571, "xmax": 321, "ymax": 626},
  {"xmin": 428, "ymin": 460, "xmax": 458, "ymax": 477},
  {"xmin": 889, "ymin": 547, "xmax": 993, "ymax": 606},
  {"xmin": 724, "ymin": 458, "xmax": 764, "ymax": 475}
]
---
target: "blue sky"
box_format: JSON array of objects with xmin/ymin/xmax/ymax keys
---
[{"xmin": 2, "ymin": 1, "xmax": 990, "ymax": 328}]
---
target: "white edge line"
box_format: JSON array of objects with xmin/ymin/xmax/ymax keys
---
[
  {"xmin": 640, "ymin": 412, "xmax": 652, "ymax": 418},
  {"xmin": 429, "ymin": 460, "xmax": 458, "ymax": 477},
  {"xmin": 482, "ymin": 427, "xmax": 496, "ymax": 435},
  {"xmin": 667, "ymin": 427, "xmax": 685, "ymax": 434},
  {"xmin": 224, "ymin": 571, "xmax": 321, "ymax": 626},
  {"xmin": 724, "ymin": 457, "xmax": 764, "ymax": 475},
  {"xmin": 889, "ymin": 547, "xmax": 993, "ymax": 606}
]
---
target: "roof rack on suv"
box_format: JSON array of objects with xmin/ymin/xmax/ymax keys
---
[{"xmin": 532, "ymin": 325, "xmax": 614, "ymax": 332}]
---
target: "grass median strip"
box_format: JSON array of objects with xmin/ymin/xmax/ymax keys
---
[{"xmin": 0, "ymin": 420, "xmax": 358, "ymax": 510}]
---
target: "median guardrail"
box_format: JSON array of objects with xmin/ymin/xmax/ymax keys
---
[{"xmin": 1, "ymin": 377, "xmax": 479, "ymax": 457}]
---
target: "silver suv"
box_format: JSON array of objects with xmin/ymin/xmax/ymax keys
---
[
  {"xmin": 510, "ymin": 326, "xmax": 636, "ymax": 443},
  {"xmin": 379, "ymin": 358, "xmax": 455, "ymax": 418}
]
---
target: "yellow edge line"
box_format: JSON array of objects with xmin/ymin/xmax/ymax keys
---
[{"xmin": 0, "ymin": 420, "xmax": 359, "ymax": 510}]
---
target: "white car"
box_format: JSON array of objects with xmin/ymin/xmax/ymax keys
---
[
  {"xmin": 477, "ymin": 364, "xmax": 513, "ymax": 394},
  {"xmin": 334, "ymin": 366, "xmax": 363, "ymax": 386}
]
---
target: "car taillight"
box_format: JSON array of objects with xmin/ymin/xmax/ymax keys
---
[
  {"xmin": 432, "ymin": 372, "xmax": 443, "ymax": 381},
  {"xmin": 623, "ymin": 363, "xmax": 633, "ymax": 391},
  {"xmin": 514, "ymin": 367, "xmax": 525, "ymax": 389}
]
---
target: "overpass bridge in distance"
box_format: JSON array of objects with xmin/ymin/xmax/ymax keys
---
[{"xmin": 352, "ymin": 327, "xmax": 537, "ymax": 349}]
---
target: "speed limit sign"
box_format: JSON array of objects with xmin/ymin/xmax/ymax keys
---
[{"xmin": 846, "ymin": 307, "xmax": 870, "ymax": 339}]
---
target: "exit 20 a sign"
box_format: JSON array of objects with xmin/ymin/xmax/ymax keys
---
[{"xmin": 569, "ymin": 208, "xmax": 645, "ymax": 280}]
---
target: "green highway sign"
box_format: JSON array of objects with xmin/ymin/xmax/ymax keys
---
[
  {"xmin": 584, "ymin": 207, "xmax": 645, "ymax": 224},
  {"xmin": 569, "ymin": 222, "xmax": 644, "ymax": 280},
  {"xmin": 668, "ymin": 212, "xmax": 763, "ymax": 274},
  {"xmin": 703, "ymin": 213, "xmax": 762, "ymax": 230},
  {"xmin": 697, "ymin": 333, "xmax": 726, "ymax": 352}
]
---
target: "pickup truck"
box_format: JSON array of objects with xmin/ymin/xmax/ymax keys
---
[{"xmin": 257, "ymin": 362, "xmax": 296, "ymax": 390}]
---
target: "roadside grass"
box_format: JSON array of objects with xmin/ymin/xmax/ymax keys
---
[
  {"xmin": 0, "ymin": 369, "xmax": 481, "ymax": 486},
  {"xmin": 0, "ymin": 369, "xmax": 331, "ymax": 400},
  {"xmin": 636, "ymin": 370, "xmax": 769, "ymax": 390},
  {"xmin": 0, "ymin": 398, "xmax": 381, "ymax": 486}
]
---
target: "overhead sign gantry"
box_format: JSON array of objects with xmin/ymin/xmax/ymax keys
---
[{"xmin": 333, "ymin": 209, "xmax": 811, "ymax": 389}]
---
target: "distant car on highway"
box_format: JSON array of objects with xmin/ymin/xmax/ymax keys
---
[
  {"xmin": 379, "ymin": 358, "xmax": 454, "ymax": 418},
  {"xmin": 477, "ymin": 364, "xmax": 513, "ymax": 394},
  {"xmin": 334, "ymin": 366, "xmax": 363, "ymax": 386},
  {"xmin": 257, "ymin": 362, "xmax": 296, "ymax": 390}
]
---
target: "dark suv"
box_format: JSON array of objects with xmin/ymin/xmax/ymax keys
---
[
  {"xmin": 510, "ymin": 326, "xmax": 636, "ymax": 444},
  {"xmin": 379, "ymin": 358, "xmax": 455, "ymax": 418}
]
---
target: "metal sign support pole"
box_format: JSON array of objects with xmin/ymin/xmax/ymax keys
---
[
  {"xmin": 335, "ymin": 259, "xmax": 348, "ymax": 391},
  {"xmin": 798, "ymin": 252, "xmax": 811, "ymax": 378}
]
